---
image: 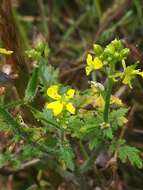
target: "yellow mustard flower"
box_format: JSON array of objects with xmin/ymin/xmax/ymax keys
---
[
  {"xmin": 85, "ymin": 54, "xmax": 103, "ymax": 76},
  {"xmin": 110, "ymin": 95, "xmax": 124, "ymax": 107},
  {"xmin": 121, "ymin": 63, "xmax": 143, "ymax": 88},
  {"xmin": 94, "ymin": 95, "xmax": 105, "ymax": 108},
  {"xmin": 0, "ymin": 48, "xmax": 13, "ymax": 55},
  {"xmin": 46, "ymin": 85, "xmax": 75, "ymax": 116}
]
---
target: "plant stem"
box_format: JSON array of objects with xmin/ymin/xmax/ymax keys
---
[
  {"xmin": 91, "ymin": 71, "xmax": 96, "ymax": 82},
  {"xmin": 4, "ymin": 99, "xmax": 25, "ymax": 109},
  {"xmin": 79, "ymin": 143, "xmax": 103, "ymax": 174},
  {"xmin": 103, "ymin": 65, "xmax": 114, "ymax": 123},
  {"xmin": 94, "ymin": 0, "xmax": 102, "ymax": 19},
  {"xmin": 37, "ymin": 0, "xmax": 48, "ymax": 36},
  {"xmin": 80, "ymin": 140, "xmax": 89, "ymax": 160}
]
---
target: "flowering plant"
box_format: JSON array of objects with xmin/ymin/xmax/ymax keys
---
[{"xmin": 0, "ymin": 40, "xmax": 142, "ymax": 189}]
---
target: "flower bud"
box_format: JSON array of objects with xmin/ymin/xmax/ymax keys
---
[
  {"xmin": 93, "ymin": 44, "xmax": 103, "ymax": 56},
  {"xmin": 121, "ymin": 48, "xmax": 130, "ymax": 59}
]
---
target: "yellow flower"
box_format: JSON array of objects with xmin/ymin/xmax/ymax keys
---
[
  {"xmin": 46, "ymin": 85, "xmax": 75, "ymax": 116},
  {"xmin": 46, "ymin": 101, "xmax": 63, "ymax": 116},
  {"xmin": 94, "ymin": 95, "xmax": 105, "ymax": 108},
  {"xmin": 47, "ymin": 85, "xmax": 61, "ymax": 100},
  {"xmin": 0, "ymin": 48, "xmax": 13, "ymax": 55},
  {"xmin": 66, "ymin": 102, "xmax": 75, "ymax": 114},
  {"xmin": 65, "ymin": 89, "xmax": 75, "ymax": 100},
  {"xmin": 110, "ymin": 95, "xmax": 124, "ymax": 107},
  {"xmin": 85, "ymin": 54, "xmax": 103, "ymax": 76},
  {"xmin": 121, "ymin": 63, "xmax": 143, "ymax": 88}
]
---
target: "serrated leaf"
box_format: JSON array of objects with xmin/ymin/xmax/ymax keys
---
[
  {"xmin": 39, "ymin": 63, "xmax": 59, "ymax": 88},
  {"xmin": 109, "ymin": 108, "xmax": 128, "ymax": 129},
  {"xmin": 110, "ymin": 108, "xmax": 128, "ymax": 121},
  {"xmin": 119, "ymin": 145, "xmax": 143, "ymax": 168},
  {"xmin": 103, "ymin": 127, "xmax": 113, "ymax": 139},
  {"xmin": 24, "ymin": 67, "xmax": 39, "ymax": 102}
]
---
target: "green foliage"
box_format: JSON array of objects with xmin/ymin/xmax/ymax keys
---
[
  {"xmin": 0, "ymin": 106, "xmax": 28, "ymax": 139},
  {"xmin": 109, "ymin": 108, "xmax": 128, "ymax": 129},
  {"xmin": 0, "ymin": 40, "xmax": 142, "ymax": 189},
  {"xmin": 58, "ymin": 144, "xmax": 75, "ymax": 171},
  {"xmin": 39, "ymin": 63, "xmax": 59, "ymax": 89},
  {"xmin": 118, "ymin": 145, "xmax": 143, "ymax": 168},
  {"xmin": 24, "ymin": 67, "xmax": 39, "ymax": 102},
  {"xmin": 0, "ymin": 152, "xmax": 20, "ymax": 169},
  {"xmin": 110, "ymin": 139, "xmax": 143, "ymax": 168}
]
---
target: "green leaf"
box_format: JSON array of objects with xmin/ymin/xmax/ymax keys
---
[
  {"xmin": 0, "ymin": 106, "xmax": 27, "ymax": 139},
  {"xmin": 109, "ymin": 108, "xmax": 128, "ymax": 129},
  {"xmin": 29, "ymin": 105, "xmax": 60, "ymax": 129},
  {"xmin": 103, "ymin": 127, "xmax": 113, "ymax": 139},
  {"xmin": 0, "ymin": 152, "xmax": 20, "ymax": 169},
  {"xmin": 59, "ymin": 145, "xmax": 75, "ymax": 171},
  {"xmin": 24, "ymin": 67, "xmax": 39, "ymax": 102},
  {"xmin": 21, "ymin": 144, "xmax": 42, "ymax": 159},
  {"xmin": 119, "ymin": 145, "xmax": 143, "ymax": 168},
  {"xmin": 109, "ymin": 139, "xmax": 126, "ymax": 153},
  {"xmin": 89, "ymin": 138, "xmax": 101, "ymax": 150},
  {"xmin": 39, "ymin": 63, "xmax": 59, "ymax": 88}
]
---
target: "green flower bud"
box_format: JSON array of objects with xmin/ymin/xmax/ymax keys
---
[
  {"xmin": 44, "ymin": 45, "xmax": 50, "ymax": 58},
  {"xmin": 93, "ymin": 44, "xmax": 103, "ymax": 56},
  {"xmin": 121, "ymin": 48, "xmax": 130, "ymax": 59},
  {"xmin": 104, "ymin": 44, "xmax": 115, "ymax": 55},
  {"xmin": 114, "ymin": 52, "xmax": 119, "ymax": 59},
  {"xmin": 111, "ymin": 39, "xmax": 123, "ymax": 51},
  {"xmin": 25, "ymin": 49, "xmax": 41, "ymax": 60},
  {"xmin": 107, "ymin": 57, "xmax": 112, "ymax": 62},
  {"xmin": 35, "ymin": 42, "xmax": 45, "ymax": 53}
]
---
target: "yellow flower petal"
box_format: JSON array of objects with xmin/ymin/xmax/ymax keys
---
[
  {"xmin": 66, "ymin": 102, "xmax": 75, "ymax": 114},
  {"xmin": 0, "ymin": 48, "xmax": 13, "ymax": 55},
  {"xmin": 110, "ymin": 95, "xmax": 123, "ymax": 106},
  {"xmin": 138, "ymin": 72, "xmax": 143, "ymax": 77},
  {"xmin": 47, "ymin": 85, "xmax": 61, "ymax": 100},
  {"xmin": 46, "ymin": 101, "xmax": 63, "ymax": 116},
  {"xmin": 95, "ymin": 95, "xmax": 104, "ymax": 108},
  {"xmin": 65, "ymin": 89, "xmax": 75, "ymax": 100},
  {"xmin": 87, "ymin": 54, "xmax": 93, "ymax": 66},
  {"xmin": 85, "ymin": 66, "xmax": 92, "ymax": 76},
  {"xmin": 122, "ymin": 74, "xmax": 131, "ymax": 85},
  {"xmin": 92, "ymin": 57, "xmax": 103, "ymax": 70}
]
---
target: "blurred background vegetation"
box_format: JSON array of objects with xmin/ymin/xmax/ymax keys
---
[{"xmin": 0, "ymin": 0, "xmax": 143, "ymax": 189}]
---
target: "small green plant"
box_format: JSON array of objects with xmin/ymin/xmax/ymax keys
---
[{"xmin": 0, "ymin": 39, "xmax": 142, "ymax": 188}]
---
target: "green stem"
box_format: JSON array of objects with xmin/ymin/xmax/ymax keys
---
[
  {"xmin": 80, "ymin": 141, "xmax": 89, "ymax": 160},
  {"xmin": 4, "ymin": 99, "xmax": 25, "ymax": 109},
  {"xmin": 37, "ymin": 0, "xmax": 48, "ymax": 35},
  {"xmin": 94, "ymin": 0, "xmax": 102, "ymax": 19},
  {"xmin": 103, "ymin": 65, "xmax": 114, "ymax": 123},
  {"xmin": 91, "ymin": 71, "xmax": 96, "ymax": 82},
  {"xmin": 79, "ymin": 143, "xmax": 103, "ymax": 174}
]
